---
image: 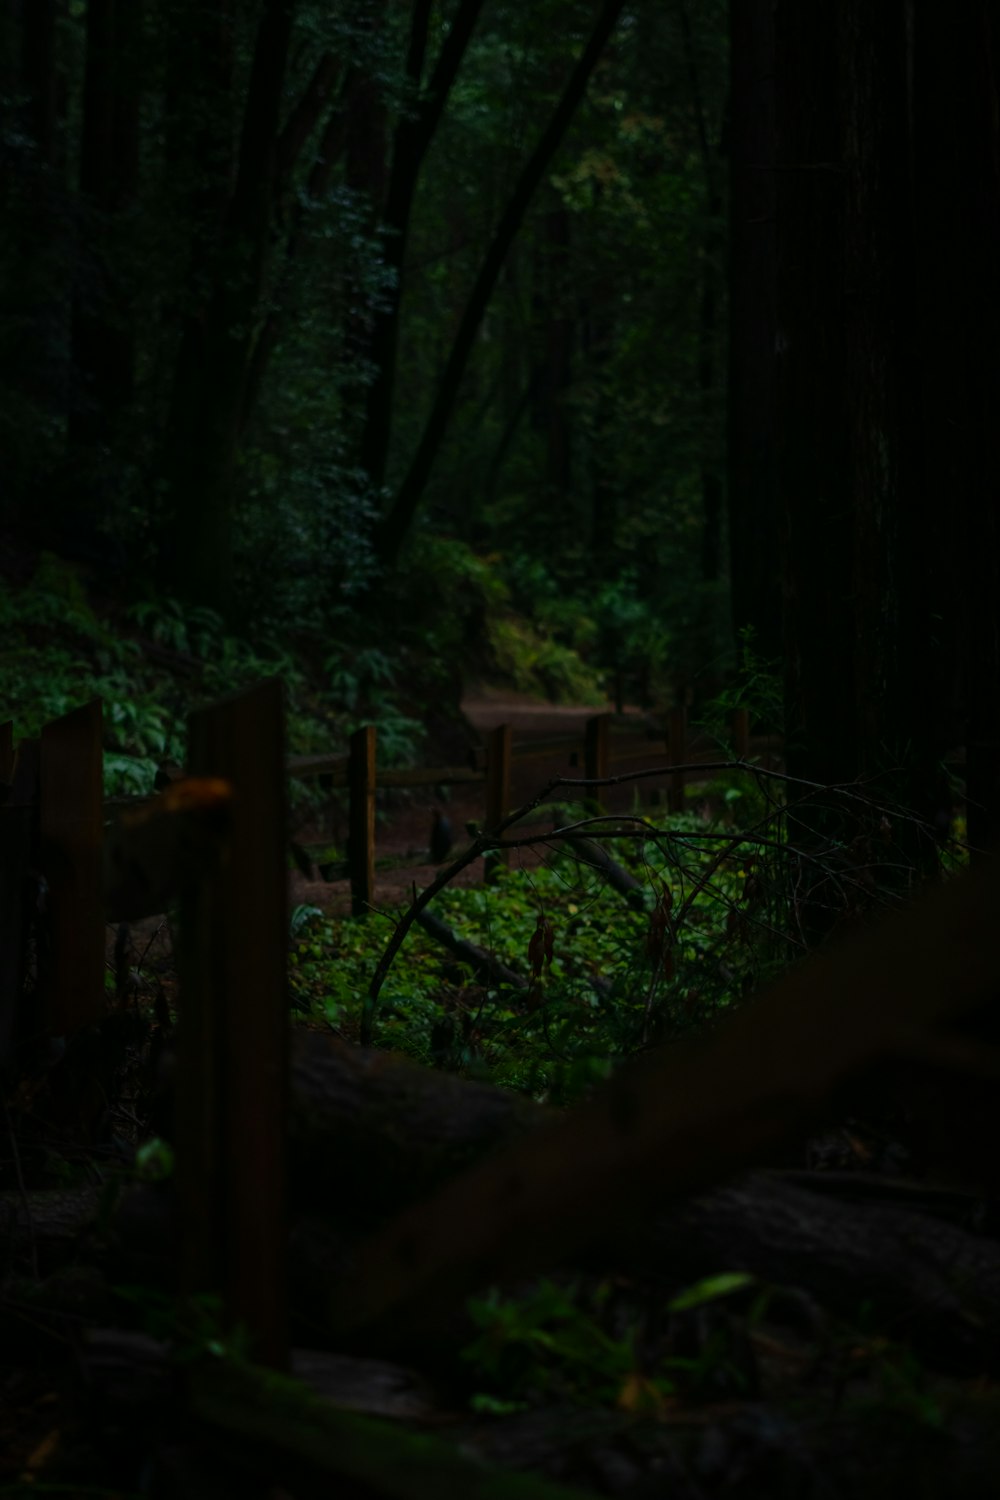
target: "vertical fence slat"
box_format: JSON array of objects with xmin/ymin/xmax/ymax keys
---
[
  {"xmin": 0, "ymin": 732, "xmax": 38, "ymax": 1067},
  {"xmin": 485, "ymin": 723, "xmax": 512, "ymax": 883},
  {"xmin": 39, "ymin": 700, "xmax": 104, "ymax": 1034},
  {"xmin": 349, "ymin": 725, "xmax": 376, "ymax": 916},
  {"xmin": 585, "ymin": 713, "xmax": 612, "ymax": 813},
  {"xmin": 179, "ymin": 678, "xmax": 288, "ymax": 1369},
  {"xmin": 668, "ymin": 705, "xmax": 688, "ymax": 815}
]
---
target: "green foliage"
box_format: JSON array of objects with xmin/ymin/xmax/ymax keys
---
[
  {"xmin": 667, "ymin": 1272, "xmax": 756, "ymax": 1313},
  {"xmin": 323, "ymin": 645, "xmax": 425, "ymax": 766},
  {"xmin": 133, "ymin": 1137, "xmax": 175, "ymax": 1183},
  {"xmin": 699, "ymin": 626, "xmax": 785, "ymax": 747},
  {"xmin": 590, "ymin": 572, "xmax": 671, "ymax": 700},
  {"xmin": 487, "ymin": 614, "xmax": 604, "ymax": 705},
  {"xmin": 461, "ymin": 1270, "xmax": 759, "ymax": 1410},
  {"xmin": 288, "ymin": 799, "xmax": 799, "ymax": 1099},
  {"xmin": 112, "ymin": 1286, "xmax": 253, "ymax": 1363},
  {"xmin": 463, "ymin": 1280, "xmax": 649, "ymax": 1408},
  {"xmin": 0, "ymin": 563, "xmax": 379, "ymax": 797}
]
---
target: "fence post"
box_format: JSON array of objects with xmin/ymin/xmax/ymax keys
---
[
  {"xmin": 348, "ymin": 725, "xmax": 376, "ymax": 916},
  {"xmin": 485, "ymin": 723, "xmax": 512, "ymax": 883},
  {"xmin": 0, "ymin": 728, "xmax": 37, "ymax": 1068},
  {"xmin": 39, "ymin": 700, "xmax": 104, "ymax": 1034},
  {"xmin": 585, "ymin": 713, "xmax": 612, "ymax": 813},
  {"xmin": 668, "ymin": 705, "xmax": 688, "ymax": 815},
  {"xmin": 177, "ymin": 678, "xmax": 288, "ymax": 1370},
  {"xmin": 732, "ymin": 707, "xmax": 750, "ymax": 760}
]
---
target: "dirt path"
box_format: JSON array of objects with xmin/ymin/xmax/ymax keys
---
[{"xmin": 290, "ymin": 693, "xmax": 672, "ymax": 913}]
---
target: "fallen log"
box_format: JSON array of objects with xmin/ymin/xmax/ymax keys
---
[
  {"xmin": 554, "ymin": 835, "xmax": 647, "ymax": 908},
  {"xmin": 286, "ymin": 1030, "xmax": 541, "ymax": 1220},
  {"xmin": 8, "ymin": 1163, "xmax": 1000, "ymax": 1377}
]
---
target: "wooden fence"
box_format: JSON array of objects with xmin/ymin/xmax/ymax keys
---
[
  {"xmin": 0, "ymin": 674, "xmax": 989, "ymax": 1391},
  {"xmin": 0, "ymin": 684, "xmax": 764, "ymax": 1368},
  {"xmin": 291, "ymin": 704, "xmax": 764, "ymax": 896}
]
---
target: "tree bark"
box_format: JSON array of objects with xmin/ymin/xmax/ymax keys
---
[
  {"xmin": 774, "ymin": 2, "xmax": 854, "ymax": 792},
  {"xmin": 161, "ymin": 0, "xmax": 295, "ymax": 607},
  {"xmin": 240, "ymin": 72, "xmax": 352, "ymax": 440},
  {"xmin": 774, "ymin": 1, "xmax": 972, "ymax": 888},
  {"xmin": 70, "ymin": 0, "xmax": 140, "ymax": 461},
  {"xmin": 910, "ymin": 7, "xmax": 1000, "ymax": 858},
  {"xmin": 727, "ymin": 0, "xmax": 780, "ymax": 661}
]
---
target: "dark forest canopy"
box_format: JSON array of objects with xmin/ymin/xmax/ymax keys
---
[
  {"xmin": 0, "ymin": 0, "xmax": 727, "ymax": 682},
  {"xmin": 1, "ymin": 0, "xmax": 999, "ymax": 837}
]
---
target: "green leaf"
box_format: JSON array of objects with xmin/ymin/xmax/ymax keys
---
[{"xmin": 668, "ymin": 1272, "xmax": 756, "ymax": 1312}]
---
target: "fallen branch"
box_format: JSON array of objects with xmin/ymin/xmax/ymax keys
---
[{"xmin": 415, "ymin": 907, "xmax": 528, "ymax": 991}]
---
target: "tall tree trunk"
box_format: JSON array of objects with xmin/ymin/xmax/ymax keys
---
[
  {"xmin": 529, "ymin": 202, "xmax": 573, "ymax": 513},
  {"xmin": 3, "ymin": 0, "xmax": 65, "ymax": 520},
  {"xmin": 911, "ymin": 5, "xmax": 1000, "ymax": 857},
  {"xmin": 70, "ymin": 0, "xmax": 139, "ymax": 457},
  {"xmin": 239, "ymin": 65, "xmax": 349, "ymax": 440},
  {"xmin": 727, "ymin": 0, "xmax": 780, "ymax": 661},
  {"xmin": 582, "ymin": 270, "xmax": 616, "ymax": 561},
  {"xmin": 342, "ymin": 2, "xmax": 391, "ymax": 440},
  {"xmin": 22, "ymin": 0, "xmax": 58, "ymax": 159},
  {"xmin": 774, "ymin": 0, "xmax": 855, "ymax": 791},
  {"xmin": 377, "ymin": 0, "xmax": 627, "ymax": 568},
  {"xmin": 774, "ymin": 0, "xmax": 964, "ymax": 912},
  {"xmin": 161, "ymin": 0, "xmax": 295, "ymax": 608}
]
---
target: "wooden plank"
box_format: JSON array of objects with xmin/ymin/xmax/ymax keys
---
[
  {"xmin": 376, "ymin": 765, "xmax": 484, "ymax": 790},
  {"xmin": 178, "ymin": 679, "xmax": 288, "ymax": 1369},
  {"xmin": 484, "ymin": 724, "xmax": 512, "ymax": 884},
  {"xmin": 584, "ymin": 713, "xmax": 612, "ymax": 812},
  {"xmin": 39, "ymin": 701, "xmax": 104, "ymax": 1034},
  {"xmin": 286, "ymin": 752, "xmax": 350, "ymax": 779},
  {"xmin": 348, "ymin": 725, "xmax": 376, "ymax": 917},
  {"xmin": 667, "ymin": 706, "xmax": 688, "ymax": 814},
  {"xmin": 0, "ymin": 735, "xmax": 39, "ymax": 1068},
  {"xmin": 510, "ymin": 732, "xmax": 582, "ymax": 762}
]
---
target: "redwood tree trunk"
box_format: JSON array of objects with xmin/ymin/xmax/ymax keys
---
[
  {"xmin": 774, "ymin": 0, "xmax": 975, "ymax": 900},
  {"xmin": 70, "ymin": 0, "xmax": 140, "ymax": 462},
  {"xmin": 727, "ymin": 0, "xmax": 780, "ymax": 661},
  {"xmin": 774, "ymin": 0, "xmax": 855, "ymax": 791},
  {"xmin": 912, "ymin": 7, "xmax": 1000, "ymax": 858},
  {"xmin": 161, "ymin": 0, "xmax": 294, "ymax": 608}
]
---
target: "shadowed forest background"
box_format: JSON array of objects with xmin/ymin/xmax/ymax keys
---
[
  {"xmin": 3, "ymin": 0, "xmax": 998, "ymax": 833},
  {"xmin": 4, "ymin": 2, "xmax": 1000, "ymax": 1496}
]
